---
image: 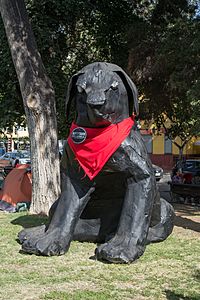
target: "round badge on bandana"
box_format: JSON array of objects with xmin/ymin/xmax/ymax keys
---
[{"xmin": 71, "ymin": 127, "xmax": 87, "ymax": 144}]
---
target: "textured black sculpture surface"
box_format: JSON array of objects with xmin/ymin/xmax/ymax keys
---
[{"xmin": 18, "ymin": 62, "xmax": 174, "ymax": 263}]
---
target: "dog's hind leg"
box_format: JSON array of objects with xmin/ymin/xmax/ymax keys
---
[{"xmin": 147, "ymin": 198, "xmax": 175, "ymax": 244}]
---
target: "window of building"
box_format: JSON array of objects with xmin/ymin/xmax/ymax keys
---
[
  {"xmin": 18, "ymin": 126, "xmax": 26, "ymax": 132},
  {"xmin": 164, "ymin": 137, "xmax": 172, "ymax": 154},
  {"xmin": 143, "ymin": 134, "xmax": 152, "ymax": 154}
]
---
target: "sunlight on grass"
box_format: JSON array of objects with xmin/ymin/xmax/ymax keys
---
[{"xmin": 0, "ymin": 210, "xmax": 200, "ymax": 300}]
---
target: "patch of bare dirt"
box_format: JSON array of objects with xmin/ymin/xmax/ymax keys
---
[{"xmin": 172, "ymin": 203, "xmax": 200, "ymax": 238}]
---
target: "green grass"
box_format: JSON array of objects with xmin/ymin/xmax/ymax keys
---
[{"xmin": 0, "ymin": 208, "xmax": 200, "ymax": 300}]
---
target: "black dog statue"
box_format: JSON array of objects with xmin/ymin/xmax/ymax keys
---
[{"xmin": 18, "ymin": 62, "xmax": 174, "ymax": 263}]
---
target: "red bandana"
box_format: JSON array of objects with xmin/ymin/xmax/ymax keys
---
[{"xmin": 67, "ymin": 117, "xmax": 134, "ymax": 180}]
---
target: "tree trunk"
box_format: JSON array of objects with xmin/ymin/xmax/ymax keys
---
[
  {"xmin": 0, "ymin": 0, "xmax": 61, "ymax": 214},
  {"xmin": 173, "ymin": 140, "xmax": 188, "ymax": 162},
  {"xmin": 178, "ymin": 147, "xmax": 184, "ymax": 161}
]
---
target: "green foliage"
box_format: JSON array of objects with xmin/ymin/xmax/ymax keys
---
[
  {"xmin": 1, "ymin": 0, "xmax": 138, "ymax": 138},
  {"xmin": 155, "ymin": 19, "xmax": 200, "ymax": 145},
  {"xmin": 128, "ymin": 1, "xmax": 200, "ymax": 148},
  {"xmin": 0, "ymin": 18, "xmax": 25, "ymax": 130},
  {"xmin": 1, "ymin": 0, "xmax": 200, "ymax": 143}
]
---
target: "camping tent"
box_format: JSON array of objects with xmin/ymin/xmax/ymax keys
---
[{"xmin": 0, "ymin": 164, "xmax": 31, "ymax": 212}]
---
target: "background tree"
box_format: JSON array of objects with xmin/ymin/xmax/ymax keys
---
[
  {"xmin": 0, "ymin": 0, "xmax": 60, "ymax": 214},
  {"xmin": 1, "ymin": 0, "xmax": 200, "ymax": 140},
  {"xmin": 128, "ymin": 0, "xmax": 200, "ymax": 157},
  {"xmin": 0, "ymin": 0, "xmax": 139, "ymax": 213},
  {"xmin": 0, "ymin": 17, "xmax": 25, "ymax": 130},
  {"xmin": 0, "ymin": 0, "xmax": 138, "ymax": 137},
  {"xmin": 1, "ymin": 0, "xmax": 200, "ymax": 213}
]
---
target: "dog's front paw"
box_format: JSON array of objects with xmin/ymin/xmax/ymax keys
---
[
  {"xmin": 21, "ymin": 229, "xmax": 70, "ymax": 256},
  {"xmin": 96, "ymin": 235, "xmax": 145, "ymax": 264},
  {"xmin": 18, "ymin": 225, "xmax": 46, "ymax": 244}
]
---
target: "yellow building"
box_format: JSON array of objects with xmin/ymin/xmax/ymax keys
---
[
  {"xmin": 141, "ymin": 129, "xmax": 200, "ymax": 170},
  {"xmin": 0, "ymin": 125, "xmax": 29, "ymax": 152}
]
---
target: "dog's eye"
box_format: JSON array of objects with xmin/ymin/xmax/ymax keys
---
[
  {"xmin": 110, "ymin": 81, "xmax": 118, "ymax": 90},
  {"xmin": 77, "ymin": 86, "xmax": 84, "ymax": 93}
]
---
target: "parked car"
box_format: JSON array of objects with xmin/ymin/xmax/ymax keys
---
[
  {"xmin": 172, "ymin": 159, "xmax": 200, "ymax": 177},
  {"xmin": 0, "ymin": 151, "xmax": 31, "ymax": 168},
  {"xmin": 0, "ymin": 147, "xmax": 6, "ymax": 156},
  {"xmin": 152, "ymin": 164, "xmax": 164, "ymax": 181}
]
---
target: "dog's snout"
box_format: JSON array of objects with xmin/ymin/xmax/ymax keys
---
[
  {"xmin": 86, "ymin": 98, "xmax": 106, "ymax": 106},
  {"xmin": 86, "ymin": 91, "xmax": 106, "ymax": 106}
]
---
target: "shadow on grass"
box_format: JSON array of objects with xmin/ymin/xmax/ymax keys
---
[
  {"xmin": 11, "ymin": 214, "xmax": 48, "ymax": 228},
  {"xmin": 174, "ymin": 215, "xmax": 200, "ymax": 233},
  {"xmin": 165, "ymin": 290, "xmax": 200, "ymax": 300},
  {"xmin": 173, "ymin": 204, "xmax": 200, "ymax": 216},
  {"xmin": 193, "ymin": 269, "xmax": 200, "ymax": 281}
]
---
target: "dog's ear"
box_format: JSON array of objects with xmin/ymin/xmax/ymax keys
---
[
  {"xmin": 65, "ymin": 74, "xmax": 80, "ymax": 126},
  {"xmin": 115, "ymin": 71, "xmax": 138, "ymax": 116},
  {"xmin": 103, "ymin": 62, "xmax": 138, "ymax": 116}
]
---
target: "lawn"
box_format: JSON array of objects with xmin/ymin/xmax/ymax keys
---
[{"xmin": 0, "ymin": 204, "xmax": 200, "ymax": 300}]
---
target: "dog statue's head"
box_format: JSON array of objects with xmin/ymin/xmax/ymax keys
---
[{"xmin": 66, "ymin": 62, "xmax": 138, "ymax": 128}]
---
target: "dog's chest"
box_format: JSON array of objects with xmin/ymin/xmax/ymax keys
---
[
  {"xmin": 81, "ymin": 170, "xmax": 127, "ymax": 219},
  {"xmin": 103, "ymin": 141, "xmax": 133, "ymax": 173},
  {"xmin": 66, "ymin": 134, "xmax": 133, "ymax": 178}
]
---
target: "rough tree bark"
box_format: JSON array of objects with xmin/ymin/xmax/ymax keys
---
[{"xmin": 0, "ymin": 0, "xmax": 61, "ymax": 214}]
